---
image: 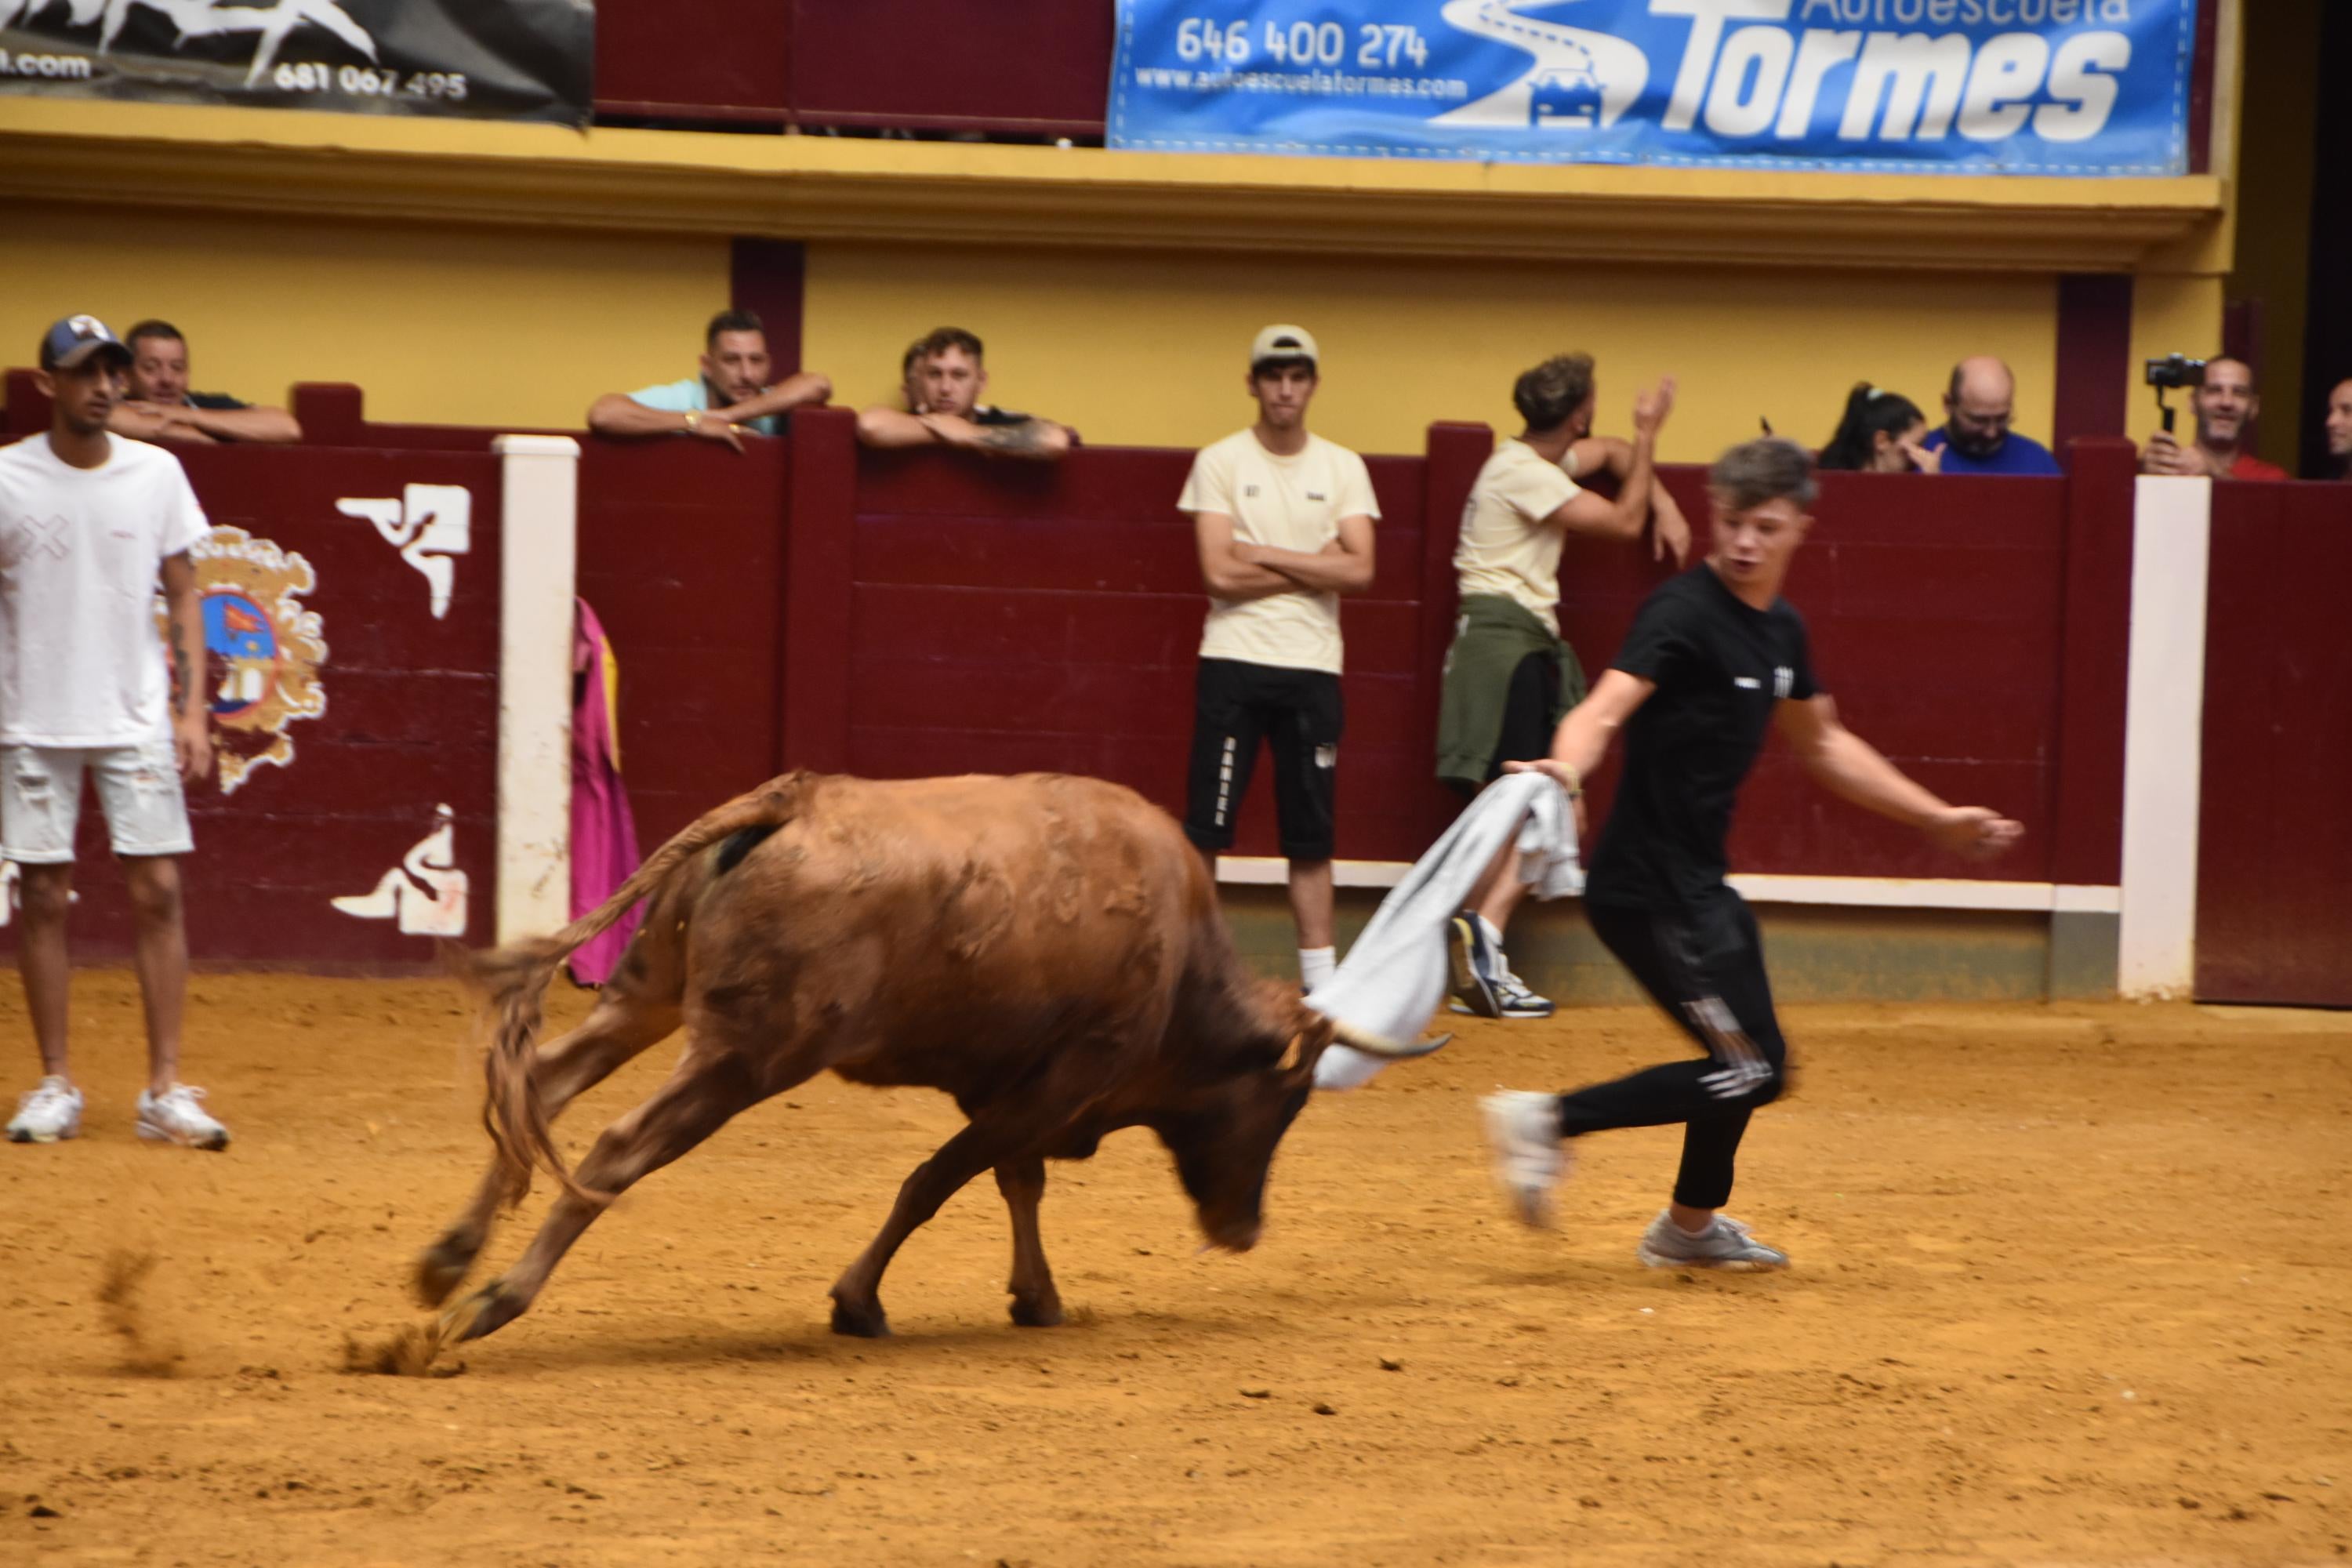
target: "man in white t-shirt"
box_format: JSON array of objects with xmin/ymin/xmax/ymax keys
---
[
  {"xmin": 1438, "ymin": 353, "xmax": 1684, "ymax": 1020},
  {"xmin": 0, "ymin": 315, "xmax": 229, "ymax": 1150},
  {"xmin": 1178, "ymin": 325, "xmax": 1378, "ymax": 993}
]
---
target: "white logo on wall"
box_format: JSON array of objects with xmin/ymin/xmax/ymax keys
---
[
  {"xmin": 1435, "ymin": 0, "xmax": 1649, "ymax": 130},
  {"xmin": 332, "ymin": 803, "xmax": 470, "ymax": 937},
  {"xmin": 0, "ymin": 0, "xmax": 379, "ymax": 87},
  {"xmin": 337, "ymin": 484, "xmax": 470, "ymax": 620}
]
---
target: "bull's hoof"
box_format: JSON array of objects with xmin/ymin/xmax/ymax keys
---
[
  {"xmin": 443, "ymin": 1280, "xmax": 526, "ymax": 1344},
  {"xmin": 828, "ymin": 1293, "xmax": 891, "ymax": 1339},
  {"xmin": 1008, "ymin": 1291, "xmax": 1064, "ymax": 1329},
  {"xmin": 411, "ymin": 1232, "xmax": 481, "ymax": 1309}
]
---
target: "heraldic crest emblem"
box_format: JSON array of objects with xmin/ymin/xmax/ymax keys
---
[{"xmin": 156, "ymin": 527, "xmax": 329, "ymax": 795}]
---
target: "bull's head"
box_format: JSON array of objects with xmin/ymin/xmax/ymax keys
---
[{"xmin": 1149, "ymin": 985, "xmax": 1424, "ymax": 1253}]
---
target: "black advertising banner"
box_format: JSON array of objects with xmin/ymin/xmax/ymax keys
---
[{"xmin": 0, "ymin": 1, "xmax": 593, "ymax": 126}]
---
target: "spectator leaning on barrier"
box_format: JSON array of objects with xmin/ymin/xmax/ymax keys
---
[
  {"xmin": 1436, "ymin": 353, "xmax": 1688, "ymax": 1022},
  {"xmin": 2326, "ymin": 378, "xmax": 2352, "ymax": 480},
  {"xmin": 1918, "ymin": 357, "xmax": 2062, "ymax": 476},
  {"xmin": 1817, "ymin": 383, "xmax": 1936, "ymax": 473},
  {"xmin": 855, "ymin": 327, "xmax": 1075, "ymax": 460},
  {"xmin": 110, "ymin": 320, "xmax": 301, "ymax": 445},
  {"xmin": 1179, "ymin": 325, "xmax": 1377, "ymax": 995},
  {"xmin": 0, "ymin": 315, "xmax": 229, "ymax": 1152},
  {"xmin": 587, "ymin": 309, "xmax": 831, "ymax": 452},
  {"xmin": 2140, "ymin": 356, "xmax": 2287, "ymax": 481}
]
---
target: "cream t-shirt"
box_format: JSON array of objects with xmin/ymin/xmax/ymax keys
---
[
  {"xmin": 1179, "ymin": 429, "xmax": 1378, "ymax": 675},
  {"xmin": 0, "ymin": 434, "xmax": 210, "ymax": 747},
  {"xmin": 1453, "ymin": 437, "xmax": 1580, "ymax": 635}
]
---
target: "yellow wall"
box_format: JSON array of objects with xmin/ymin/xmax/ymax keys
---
[
  {"xmin": 0, "ymin": 204, "xmax": 728, "ymax": 430},
  {"xmin": 804, "ymin": 245, "xmax": 2059, "ymax": 463}
]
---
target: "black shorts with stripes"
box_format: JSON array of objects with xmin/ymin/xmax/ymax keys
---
[{"xmin": 1181, "ymin": 657, "xmax": 1343, "ymax": 861}]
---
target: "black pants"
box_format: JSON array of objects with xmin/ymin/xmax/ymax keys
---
[{"xmin": 1564, "ymin": 893, "xmax": 1789, "ymax": 1210}]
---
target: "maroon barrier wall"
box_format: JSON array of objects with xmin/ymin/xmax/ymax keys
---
[
  {"xmin": 576, "ymin": 439, "xmax": 794, "ymax": 849},
  {"xmin": 593, "ymin": 0, "xmax": 1109, "ymax": 136},
  {"xmin": 0, "ymin": 441, "xmax": 502, "ymax": 967},
  {"xmin": 786, "ymin": 415, "xmax": 1437, "ymax": 862},
  {"xmin": 771, "ymin": 410, "xmax": 2127, "ymax": 883},
  {"xmin": 2196, "ymin": 481, "xmax": 2352, "ymax": 1006}
]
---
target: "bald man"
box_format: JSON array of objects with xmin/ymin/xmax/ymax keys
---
[
  {"xmin": 1918, "ymin": 357, "xmax": 2062, "ymax": 477},
  {"xmin": 2141, "ymin": 357, "xmax": 2286, "ymax": 481}
]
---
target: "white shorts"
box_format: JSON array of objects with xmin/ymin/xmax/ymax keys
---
[{"xmin": 1, "ymin": 742, "xmax": 194, "ymax": 863}]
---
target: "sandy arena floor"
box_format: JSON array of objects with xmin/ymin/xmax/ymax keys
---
[{"xmin": 0, "ymin": 971, "xmax": 2346, "ymax": 1566}]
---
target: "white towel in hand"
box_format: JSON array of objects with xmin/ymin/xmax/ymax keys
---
[{"xmin": 1308, "ymin": 771, "xmax": 1580, "ymax": 1090}]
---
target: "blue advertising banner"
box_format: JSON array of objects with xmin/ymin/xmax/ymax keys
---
[{"xmin": 1109, "ymin": 1, "xmax": 2195, "ymax": 176}]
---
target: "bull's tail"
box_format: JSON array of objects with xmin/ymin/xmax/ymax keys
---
[{"xmin": 452, "ymin": 771, "xmax": 814, "ymax": 1208}]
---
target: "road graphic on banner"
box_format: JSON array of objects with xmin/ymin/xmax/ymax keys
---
[{"xmin": 1433, "ymin": 0, "xmax": 1646, "ymax": 131}]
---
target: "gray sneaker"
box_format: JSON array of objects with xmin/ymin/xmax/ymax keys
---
[{"xmin": 1636, "ymin": 1210, "xmax": 1788, "ymax": 1271}]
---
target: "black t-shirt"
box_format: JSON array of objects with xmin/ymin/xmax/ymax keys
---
[
  {"xmin": 187, "ymin": 392, "xmax": 247, "ymax": 411},
  {"xmin": 971, "ymin": 404, "xmax": 1031, "ymax": 426},
  {"xmin": 1586, "ymin": 564, "xmax": 1820, "ymax": 911}
]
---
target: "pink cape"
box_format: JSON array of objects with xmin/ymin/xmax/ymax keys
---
[{"xmin": 566, "ymin": 600, "xmax": 643, "ymax": 985}]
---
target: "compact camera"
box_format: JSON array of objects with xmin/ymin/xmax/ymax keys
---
[{"xmin": 2145, "ymin": 354, "xmax": 2207, "ymax": 432}]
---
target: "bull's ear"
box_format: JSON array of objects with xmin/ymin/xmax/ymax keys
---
[{"xmin": 1279, "ymin": 1011, "xmax": 1338, "ymax": 1083}]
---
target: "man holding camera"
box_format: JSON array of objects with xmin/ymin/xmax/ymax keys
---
[{"xmin": 2141, "ymin": 356, "xmax": 2287, "ymax": 481}]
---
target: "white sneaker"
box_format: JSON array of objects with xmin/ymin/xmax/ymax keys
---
[
  {"xmin": 7, "ymin": 1076, "xmax": 83, "ymax": 1144},
  {"xmin": 136, "ymin": 1084, "xmax": 230, "ymax": 1151},
  {"xmin": 1479, "ymin": 1089, "xmax": 1568, "ymax": 1227}
]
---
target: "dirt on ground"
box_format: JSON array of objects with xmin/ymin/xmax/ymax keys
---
[{"xmin": 0, "ymin": 971, "xmax": 2346, "ymax": 1567}]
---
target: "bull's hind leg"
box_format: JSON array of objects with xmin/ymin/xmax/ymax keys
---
[
  {"xmin": 995, "ymin": 1157, "xmax": 1063, "ymax": 1328},
  {"xmin": 413, "ymin": 992, "xmax": 681, "ymax": 1307},
  {"xmin": 829, "ymin": 1119, "xmax": 1036, "ymax": 1338},
  {"xmin": 441, "ymin": 1049, "xmax": 754, "ymax": 1343}
]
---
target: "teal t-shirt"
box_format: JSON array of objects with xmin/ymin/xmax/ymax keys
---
[{"xmin": 627, "ymin": 377, "xmax": 779, "ymax": 437}]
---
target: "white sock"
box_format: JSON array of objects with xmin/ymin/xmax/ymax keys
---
[
  {"xmin": 1298, "ymin": 946, "xmax": 1337, "ymax": 992},
  {"xmin": 1475, "ymin": 913, "xmax": 1504, "ymax": 950}
]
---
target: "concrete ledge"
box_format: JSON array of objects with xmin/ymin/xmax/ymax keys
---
[{"xmin": 1221, "ymin": 886, "xmax": 2089, "ymax": 1005}]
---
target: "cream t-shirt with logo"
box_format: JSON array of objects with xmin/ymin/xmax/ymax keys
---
[
  {"xmin": 1453, "ymin": 437, "xmax": 1579, "ymax": 635},
  {"xmin": 1178, "ymin": 429, "xmax": 1379, "ymax": 675}
]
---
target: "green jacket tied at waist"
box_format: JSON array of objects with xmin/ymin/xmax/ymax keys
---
[{"xmin": 1435, "ymin": 593, "xmax": 1586, "ymax": 792}]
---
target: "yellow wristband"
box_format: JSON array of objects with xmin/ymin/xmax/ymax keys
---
[
  {"xmin": 684, "ymin": 409, "xmax": 700, "ymax": 434},
  {"xmin": 1560, "ymin": 764, "xmax": 1582, "ymax": 797}
]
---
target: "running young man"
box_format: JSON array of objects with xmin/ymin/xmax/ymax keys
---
[
  {"xmin": 1179, "ymin": 325, "xmax": 1377, "ymax": 993},
  {"xmin": 1, "ymin": 315, "xmax": 228, "ymax": 1149},
  {"xmin": 1479, "ymin": 438, "xmax": 2019, "ymax": 1269}
]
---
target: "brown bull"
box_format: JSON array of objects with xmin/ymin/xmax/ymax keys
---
[{"xmin": 416, "ymin": 770, "xmax": 1416, "ymax": 1344}]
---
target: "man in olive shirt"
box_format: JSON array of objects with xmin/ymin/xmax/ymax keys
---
[
  {"xmin": 1180, "ymin": 325, "xmax": 1377, "ymax": 993},
  {"xmin": 1439, "ymin": 353, "xmax": 1687, "ymax": 1019}
]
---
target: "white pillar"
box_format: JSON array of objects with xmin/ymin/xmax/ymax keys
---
[
  {"xmin": 492, "ymin": 434, "xmax": 579, "ymax": 945},
  {"xmin": 2116, "ymin": 476, "xmax": 2211, "ymax": 1000}
]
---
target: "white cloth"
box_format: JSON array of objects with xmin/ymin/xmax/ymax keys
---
[
  {"xmin": 1309, "ymin": 771, "xmax": 1581, "ymax": 1090},
  {"xmin": 1178, "ymin": 429, "xmax": 1379, "ymax": 675},
  {"xmin": 0, "ymin": 434, "xmax": 209, "ymax": 746}
]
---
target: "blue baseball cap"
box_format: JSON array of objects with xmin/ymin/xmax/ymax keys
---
[{"xmin": 39, "ymin": 314, "xmax": 132, "ymax": 372}]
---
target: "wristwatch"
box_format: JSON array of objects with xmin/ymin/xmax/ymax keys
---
[{"xmin": 684, "ymin": 409, "xmax": 701, "ymax": 434}]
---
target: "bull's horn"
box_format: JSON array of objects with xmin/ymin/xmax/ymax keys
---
[{"xmin": 1328, "ymin": 1019, "xmax": 1450, "ymax": 1060}]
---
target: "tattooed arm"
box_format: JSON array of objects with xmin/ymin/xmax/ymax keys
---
[
  {"xmin": 160, "ymin": 552, "xmax": 213, "ymax": 784},
  {"xmin": 918, "ymin": 412, "xmax": 1076, "ymax": 463}
]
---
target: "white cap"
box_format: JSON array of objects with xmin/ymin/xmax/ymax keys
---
[{"xmin": 1249, "ymin": 324, "xmax": 1319, "ymax": 371}]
